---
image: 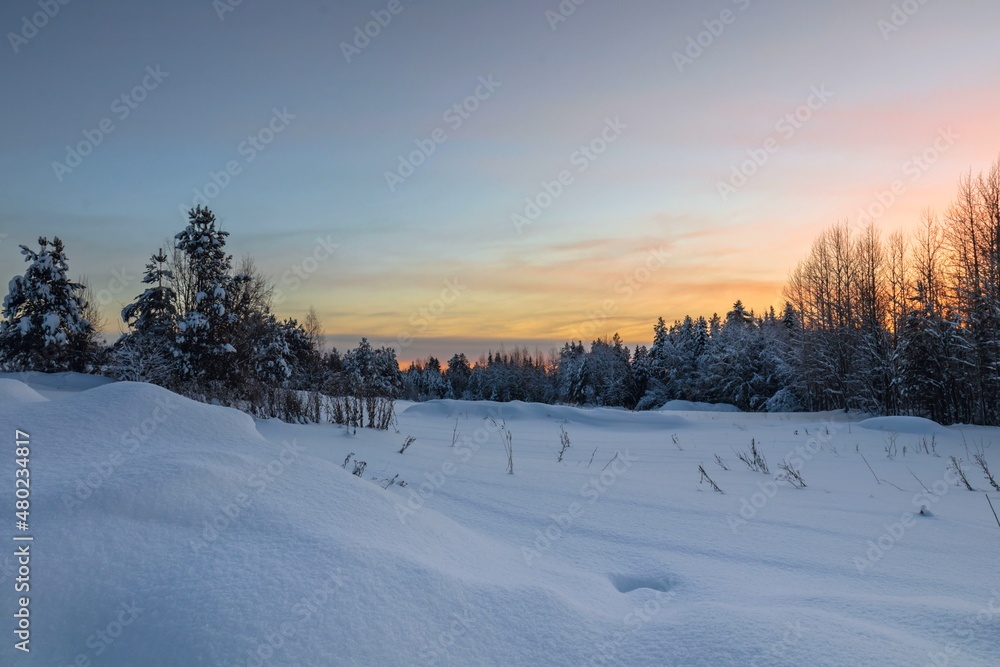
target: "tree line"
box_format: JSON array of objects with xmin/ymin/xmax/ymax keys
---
[
  {"xmin": 2, "ymin": 156, "xmax": 1000, "ymax": 426},
  {"xmin": 406, "ymin": 155, "xmax": 1000, "ymax": 425},
  {"xmin": 0, "ymin": 207, "xmax": 400, "ymax": 426}
]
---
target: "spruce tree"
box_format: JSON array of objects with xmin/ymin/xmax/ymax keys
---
[
  {"xmin": 114, "ymin": 249, "xmax": 179, "ymax": 384},
  {"xmin": 445, "ymin": 353, "xmax": 472, "ymax": 398},
  {"xmin": 0, "ymin": 236, "xmax": 92, "ymax": 372},
  {"xmin": 121, "ymin": 248, "xmax": 177, "ymax": 336},
  {"xmin": 172, "ymin": 206, "xmax": 236, "ymax": 382}
]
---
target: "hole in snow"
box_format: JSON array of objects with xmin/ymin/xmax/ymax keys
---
[{"xmin": 609, "ymin": 574, "xmax": 677, "ymax": 594}]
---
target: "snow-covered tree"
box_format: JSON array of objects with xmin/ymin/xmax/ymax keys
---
[
  {"xmin": 0, "ymin": 236, "xmax": 92, "ymax": 372},
  {"xmin": 115, "ymin": 248, "xmax": 181, "ymax": 384},
  {"xmin": 445, "ymin": 353, "xmax": 472, "ymax": 398},
  {"xmin": 109, "ymin": 333, "xmax": 176, "ymax": 385},
  {"xmin": 333, "ymin": 338, "xmax": 403, "ymax": 428},
  {"xmin": 171, "ymin": 207, "xmax": 236, "ymax": 381},
  {"xmin": 403, "ymin": 357, "xmax": 449, "ymax": 400},
  {"xmin": 556, "ymin": 341, "xmax": 587, "ymax": 404},
  {"xmin": 580, "ymin": 335, "xmax": 634, "ymax": 407},
  {"xmin": 121, "ymin": 248, "xmax": 177, "ymax": 336},
  {"xmin": 897, "ymin": 283, "xmax": 974, "ymax": 424}
]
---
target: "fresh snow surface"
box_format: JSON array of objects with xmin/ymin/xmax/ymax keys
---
[
  {"xmin": 858, "ymin": 416, "xmax": 950, "ymax": 435},
  {"xmin": 0, "ymin": 378, "xmax": 47, "ymax": 404},
  {"xmin": 1, "ymin": 376, "xmax": 999, "ymax": 666},
  {"xmin": 0, "ymin": 371, "xmax": 114, "ymax": 399},
  {"xmin": 659, "ymin": 400, "xmax": 741, "ymax": 413}
]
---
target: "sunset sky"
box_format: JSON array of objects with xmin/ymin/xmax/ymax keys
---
[{"xmin": 2, "ymin": 0, "xmax": 999, "ymax": 363}]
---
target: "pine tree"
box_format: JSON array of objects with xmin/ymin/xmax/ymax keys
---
[
  {"xmin": 121, "ymin": 248, "xmax": 177, "ymax": 336},
  {"xmin": 251, "ymin": 315, "xmax": 296, "ymax": 387},
  {"xmin": 445, "ymin": 353, "xmax": 472, "ymax": 398},
  {"xmin": 897, "ymin": 283, "xmax": 975, "ymax": 423},
  {"xmin": 636, "ymin": 318, "xmax": 669, "ymax": 408},
  {"xmin": 582, "ymin": 334, "xmax": 634, "ymax": 407},
  {"xmin": 556, "ymin": 341, "xmax": 587, "ymax": 404},
  {"xmin": 403, "ymin": 357, "xmax": 449, "ymax": 400},
  {"xmin": 171, "ymin": 207, "xmax": 236, "ymax": 381},
  {"xmin": 630, "ymin": 344, "xmax": 651, "ymax": 407},
  {"xmin": 291, "ymin": 311, "xmax": 325, "ymax": 390},
  {"xmin": 0, "ymin": 236, "xmax": 92, "ymax": 372}
]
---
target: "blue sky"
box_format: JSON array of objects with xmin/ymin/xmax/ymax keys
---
[{"xmin": 2, "ymin": 0, "xmax": 999, "ymax": 362}]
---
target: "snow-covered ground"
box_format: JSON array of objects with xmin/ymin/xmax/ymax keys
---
[{"xmin": 1, "ymin": 374, "xmax": 998, "ymax": 666}]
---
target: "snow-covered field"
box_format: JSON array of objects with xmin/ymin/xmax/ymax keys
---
[{"xmin": 1, "ymin": 374, "xmax": 998, "ymax": 666}]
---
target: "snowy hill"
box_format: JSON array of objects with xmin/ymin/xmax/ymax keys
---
[{"xmin": 1, "ymin": 375, "xmax": 998, "ymax": 666}]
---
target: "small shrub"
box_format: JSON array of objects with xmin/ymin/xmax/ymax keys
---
[
  {"xmin": 490, "ymin": 418, "xmax": 514, "ymax": 475},
  {"xmin": 948, "ymin": 456, "xmax": 974, "ymax": 491},
  {"xmin": 973, "ymin": 453, "xmax": 1000, "ymax": 491},
  {"xmin": 737, "ymin": 438, "xmax": 769, "ymax": 474},
  {"xmin": 777, "ymin": 460, "xmax": 806, "ymax": 488},
  {"xmin": 558, "ymin": 426, "xmax": 571, "ymax": 463},
  {"xmin": 698, "ymin": 465, "xmax": 723, "ymax": 493}
]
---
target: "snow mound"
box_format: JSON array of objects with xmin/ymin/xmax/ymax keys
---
[
  {"xmin": 0, "ymin": 383, "xmax": 626, "ymax": 666},
  {"xmin": 659, "ymin": 400, "xmax": 740, "ymax": 413},
  {"xmin": 3, "ymin": 382, "xmax": 997, "ymax": 665},
  {"xmin": 0, "ymin": 377, "xmax": 48, "ymax": 403},
  {"xmin": 857, "ymin": 416, "xmax": 948, "ymax": 435},
  {"xmin": 0, "ymin": 370, "xmax": 115, "ymax": 399}
]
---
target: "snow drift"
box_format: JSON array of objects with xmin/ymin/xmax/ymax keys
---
[
  {"xmin": 857, "ymin": 416, "xmax": 949, "ymax": 435},
  {"xmin": 1, "ymin": 375, "xmax": 997, "ymax": 666},
  {"xmin": 659, "ymin": 399, "xmax": 741, "ymax": 413}
]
